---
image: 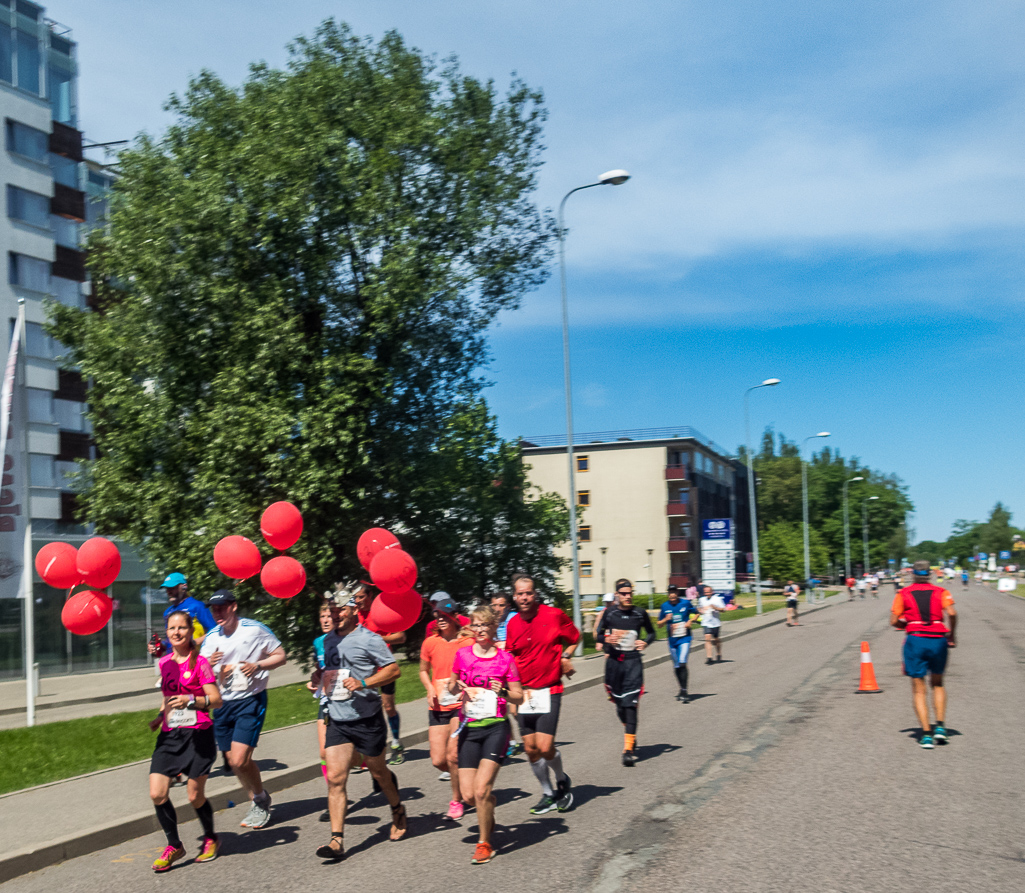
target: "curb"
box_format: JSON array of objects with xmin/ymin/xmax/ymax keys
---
[{"xmin": 0, "ymin": 597, "xmax": 835, "ymax": 882}]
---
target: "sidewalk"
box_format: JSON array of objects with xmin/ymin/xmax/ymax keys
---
[{"xmin": 0, "ymin": 595, "xmax": 839, "ymax": 882}]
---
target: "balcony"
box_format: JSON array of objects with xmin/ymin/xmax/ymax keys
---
[
  {"xmin": 58, "ymin": 430, "xmax": 92, "ymax": 461},
  {"xmin": 666, "ymin": 503, "xmax": 689, "ymax": 516},
  {"xmin": 667, "ymin": 539, "xmax": 689, "ymax": 553},
  {"xmin": 665, "ymin": 464, "xmax": 686, "ymax": 480},
  {"xmin": 53, "ymin": 246, "xmax": 87, "ymax": 282},
  {"xmin": 51, "ymin": 183, "xmax": 86, "ymax": 222},
  {"xmin": 49, "ymin": 122, "xmax": 83, "ymax": 161}
]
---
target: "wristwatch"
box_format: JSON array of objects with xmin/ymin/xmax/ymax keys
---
[{"xmin": 187, "ymin": 697, "xmax": 196, "ymax": 709}]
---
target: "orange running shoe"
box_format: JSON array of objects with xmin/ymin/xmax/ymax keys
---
[{"xmin": 471, "ymin": 841, "xmax": 494, "ymax": 864}]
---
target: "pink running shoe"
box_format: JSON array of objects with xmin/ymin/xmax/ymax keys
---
[
  {"xmin": 445, "ymin": 800, "xmax": 465, "ymax": 821},
  {"xmin": 152, "ymin": 844, "xmax": 186, "ymax": 872}
]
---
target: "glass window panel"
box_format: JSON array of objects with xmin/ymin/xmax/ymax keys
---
[
  {"xmin": 50, "ymin": 214, "xmax": 78, "ymax": 248},
  {"xmin": 17, "ymin": 2, "xmax": 41, "ymax": 22},
  {"xmin": 7, "ymin": 185, "xmax": 49, "ymax": 227},
  {"xmin": 6, "ymin": 119, "xmax": 48, "ymax": 160},
  {"xmin": 9, "ymin": 252, "xmax": 51, "ymax": 292},
  {"xmin": 16, "ymin": 30, "xmax": 39, "ymax": 94},
  {"xmin": 54, "ymin": 398, "xmax": 83, "ymax": 431},
  {"xmin": 0, "ymin": 23, "xmax": 12, "ymax": 84},
  {"xmin": 24, "ymin": 321, "xmax": 52, "ymax": 357},
  {"xmin": 30, "ymin": 454, "xmax": 54, "ymax": 487},
  {"xmin": 51, "ymin": 275, "xmax": 81, "ymax": 307},
  {"xmin": 27, "ymin": 387, "xmax": 52, "ymax": 423},
  {"xmin": 48, "ymin": 64, "xmax": 72, "ymax": 124},
  {"xmin": 49, "ymin": 153, "xmax": 78, "ymax": 188}
]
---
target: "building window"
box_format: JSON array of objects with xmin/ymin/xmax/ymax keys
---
[
  {"xmin": 50, "ymin": 153, "xmax": 79, "ymax": 188},
  {"xmin": 48, "ymin": 63, "xmax": 74, "ymax": 125},
  {"xmin": 16, "ymin": 29, "xmax": 40, "ymax": 95},
  {"xmin": 7, "ymin": 185, "xmax": 49, "ymax": 228},
  {"xmin": 577, "ymin": 490, "xmax": 590, "ymax": 506},
  {"xmin": 9, "ymin": 252, "xmax": 51, "ymax": 293},
  {"xmin": 24, "ymin": 321, "xmax": 53, "ymax": 358},
  {"xmin": 576, "ymin": 455, "xmax": 589, "ymax": 472},
  {"xmin": 27, "ymin": 387, "xmax": 53, "ymax": 423},
  {"xmin": 6, "ymin": 119, "xmax": 48, "ymax": 161},
  {"xmin": 579, "ymin": 525, "xmax": 591, "ymax": 542},
  {"xmin": 51, "ymin": 214, "xmax": 78, "ymax": 248},
  {"xmin": 29, "ymin": 453, "xmax": 54, "ymax": 487},
  {"xmin": 0, "ymin": 24, "xmax": 11, "ymax": 84},
  {"xmin": 580, "ymin": 561, "xmax": 593, "ymax": 578}
]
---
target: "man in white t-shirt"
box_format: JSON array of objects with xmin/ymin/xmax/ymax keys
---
[
  {"xmin": 697, "ymin": 584, "xmax": 726, "ymax": 664},
  {"xmin": 200, "ymin": 589, "xmax": 286, "ymax": 829}
]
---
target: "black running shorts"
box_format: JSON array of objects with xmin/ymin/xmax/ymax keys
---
[
  {"xmin": 457, "ymin": 720, "xmax": 510, "ymax": 769},
  {"xmin": 516, "ymin": 692, "xmax": 562, "ymax": 738},
  {"xmin": 325, "ymin": 711, "xmax": 388, "ymax": 757},
  {"xmin": 150, "ymin": 726, "xmax": 217, "ymax": 780},
  {"xmin": 428, "ymin": 709, "xmax": 459, "ymax": 727}
]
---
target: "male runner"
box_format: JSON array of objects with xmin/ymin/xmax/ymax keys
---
[
  {"xmin": 505, "ymin": 573, "xmax": 580, "ymax": 814},
  {"xmin": 961, "ymin": 570, "xmax": 969, "ymax": 589},
  {"xmin": 148, "ymin": 573, "xmax": 218, "ymax": 657},
  {"xmin": 317, "ymin": 587, "xmax": 406, "ymax": 860},
  {"xmin": 354, "ymin": 585, "xmax": 408, "ymax": 764},
  {"xmin": 783, "ymin": 580, "xmax": 801, "ymax": 626},
  {"xmin": 890, "ymin": 560, "xmax": 957, "ymax": 749},
  {"xmin": 491, "ymin": 590, "xmax": 524, "ymax": 757},
  {"xmin": 200, "ymin": 590, "xmax": 286, "ymax": 828},
  {"xmin": 596, "ymin": 579, "xmax": 656, "ymax": 765},
  {"xmin": 697, "ymin": 584, "xmax": 726, "ymax": 664},
  {"xmin": 846, "ymin": 576, "xmax": 856, "ymax": 601},
  {"xmin": 656, "ymin": 584, "xmax": 698, "ymax": 701}
]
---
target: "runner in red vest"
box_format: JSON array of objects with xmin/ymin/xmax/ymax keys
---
[{"xmin": 890, "ymin": 560, "xmax": 957, "ymax": 749}]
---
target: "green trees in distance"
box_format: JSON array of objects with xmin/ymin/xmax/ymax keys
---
[
  {"xmin": 48, "ymin": 22, "xmax": 567, "ymax": 658},
  {"xmin": 741, "ymin": 429, "xmax": 913, "ymax": 577},
  {"xmin": 758, "ymin": 521, "xmax": 827, "ymax": 586},
  {"xmin": 910, "ymin": 503, "xmax": 1024, "ymax": 566}
]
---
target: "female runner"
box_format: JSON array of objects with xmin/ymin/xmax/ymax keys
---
[
  {"xmin": 308, "ymin": 597, "xmax": 339, "ymax": 820},
  {"xmin": 148, "ymin": 609, "xmax": 223, "ymax": 872}
]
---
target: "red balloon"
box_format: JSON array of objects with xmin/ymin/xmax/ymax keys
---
[
  {"xmin": 357, "ymin": 527, "xmax": 400, "ymax": 570},
  {"xmin": 369, "ymin": 548, "xmax": 418, "ymax": 594},
  {"xmin": 76, "ymin": 537, "xmax": 121, "ymax": 589},
  {"xmin": 35, "ymin": 542, "xmax": 80, "ymax": 589},
  {"xmin": 261, "ymin": 555, "xmax": 306, "ymax": 599},
  {"xmin": 62, "ymin": 590, "xmax": 113, "ymax": 636},
  {"xmin": 214, "ymin": 535, "xmax": 262, "ymax": 580},
  {"xmin": 368, "ymin": 588, "xmax": 423, "ymax": 634},
  {"xmin": 260, "ymin": 501, "xmax": 303, "ymax": 551}
]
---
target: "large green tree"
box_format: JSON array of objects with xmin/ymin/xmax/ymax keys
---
[
  {"xmin": 49, "ymin": 22, "xmax": 566, "ymax": 658},
  {"xmin": 911, "ymin": 504, "xmax": 1024, "ymax": 566},
  {"xmin": 758, "ymin": 521, "xmax": 828, "ymax": 583}
]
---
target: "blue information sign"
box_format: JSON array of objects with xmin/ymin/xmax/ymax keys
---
[
  {"xmin": 999, "ymin": 551, "xmax": 1011, "ymax": 560},
  {"xmin": 702, "ymin": 519, "xmax": 732, "ymax": 540}
]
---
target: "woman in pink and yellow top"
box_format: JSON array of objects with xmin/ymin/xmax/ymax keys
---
[
  {"xmin": 447, "ymin": 606, "xmax": 524, "ymax": 865},
  {"xmin": 148, "ymin": 609, "xmax": 223, "ymax": 872}
]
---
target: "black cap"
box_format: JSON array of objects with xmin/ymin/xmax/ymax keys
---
[
  {"xmin": 433, "ymin": 597, "xmax": 459, "ymax": 617},
  {"xmin": 207, "ymin": 589, "xmax": 237, "ymax": 606},
  {"xmin": 667, "ymin": 584, "xmax": 679, "ymax": 593}
]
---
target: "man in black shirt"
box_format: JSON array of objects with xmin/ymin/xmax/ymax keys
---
[{"xmin": 595, "ymin": 578, "xmax": 657, "ymax": 766}]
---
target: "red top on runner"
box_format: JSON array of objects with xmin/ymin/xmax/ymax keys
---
[{"xmin": 505, "ymin": 604, "xmax": 580, "ymax": 693}]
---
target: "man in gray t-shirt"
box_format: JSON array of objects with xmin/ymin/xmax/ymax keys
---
[{"xmin": 317, "ymin": 587, "xmax": 406, "ymax": 860}]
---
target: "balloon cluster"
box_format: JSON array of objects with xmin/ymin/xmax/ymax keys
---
[
  {"xmin": 357, "ymin": 528, "xmax": 422, "ymax": 634},
  {"xmin": 213, "ymin": 502, "xmax": 306, "ymax": 599},
  {"xmin": 36, "ymin": 537, "xmax": 122, "ymax": 636}
]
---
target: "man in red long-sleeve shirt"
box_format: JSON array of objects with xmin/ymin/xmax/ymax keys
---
[{"xmin": 505, "ymin": 574, "xmax": 580, "ymax": 815}]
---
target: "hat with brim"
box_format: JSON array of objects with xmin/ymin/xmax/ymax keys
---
[
  {"xmin": 207, "ymin": 589, "xmax": 236, "ymax": 606},
  {"xmin": 432, "ymin": 597, "xmax": 459, "ymax": 617},
  {"xmin": 161, "ymin": 572, "xmax": 187, "ymax": 588}
]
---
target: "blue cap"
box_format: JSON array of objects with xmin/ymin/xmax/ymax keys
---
[{"xmin": 161, "ymin": 572, "xmax": 187, "ymax": 588}]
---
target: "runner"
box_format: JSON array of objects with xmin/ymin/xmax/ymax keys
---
[
  {"xmin": 961, "ymin": 570, "xmax": 969, "ymax": 589},
  {"xmin": 419, "ymin": 596, "xmax": 473, "ymax": 820},
  {"xmin": 846, "ymin": 575, "xmax": 856, "ymax": 601},
  {"xmin": 505, "ymin": 573, "xmax": 580, "ymax": 815},
  {"xmin": 491, "ymin": 591, "xmax": 524, "ymax": 757},
  {"xmin": 147, "ymin": 573, "xmax": 218, "ymax": 658},
  {"xmin": 595, "ymin": 579, "xmax": 656, "ymax": 765},
  {"xmin": 354, "ymin": 584, "xmax": 409, "ymax": 765},
  {"xmin": 655, "ymin": 584, "xmax": 698, "ymax": 702},
  {"xmin": 426, "ymin": 590, "xmax": 471, "ymax": 636},
  {"xmin": 308, "ymin": 597, "xmax": 340, "ymax": 821},
  {"xmin": 148, "ymin": 609, "xmax": 223, "ymax": 872},
  {"xmin": 317, "ymin": 585, "xmax": 407, "ymax": 861},
  {"xmin": 199, "ymin": 590, "xmax": 286, "ymax": 830},
  {"xmin": 869, "ymin": 573, "xmax": 879, "ymax": 598},
  {"xmin": 592, "ymin": 592, "xmax": 615, "ymax": 638},
  {"xmin": 856, "ymin": 577, "xmax": 868, "ymax": 599},
  {"xmin": 697, "ymin": 584, "xmax": 726, "ymax": 664},
  {"xmin": 783, "ymin": 580, "xmax": 801, "ymax": 626},
  {"xmin": 448, "ymin": 606, "xmax": 524, "ymax": 865},
  {"xmin": 890, "ymin": 560, "xmax": 957, "ymax": 749}
]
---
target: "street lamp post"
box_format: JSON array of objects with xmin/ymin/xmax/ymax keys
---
[
  {"xmin": 862, "ymin": 496, "xmax": 880, "ymax": 573},
  {"xmin": 842, "ymin": 475, "xmax": 864, "ymax": 579},
  {"xmin": 802, "ymin": 432, "xmax": 831, "ymax": 602},
  {"xmin": 744, "ymin": 378, "xmax": 780, "ymax": 614},
  {"xmin": 600, "ymin": 546, "xmax": 608, "ymax": 593},
  {"xmin": 558, "ymin": 170, "xmax": 630, "ymax": 656}
]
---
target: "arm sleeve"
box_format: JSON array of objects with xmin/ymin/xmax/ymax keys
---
[
  {"xmin": 196, "ymin": 656, "xmax": 216, "ymax": 686},
  {"xmin": 594, "ymin": 611, "xmax": 608, "ymax": 645},
  {"xmin": 642, "ymin": 611, "xmax": 657, "ymax": 645},
  {"xmin": 367, "ymin": 633, "xmax": 397, "ymax": 670},
  {"xmin": 558, "ymin": 610, "xmax": 581, "ymax": 647}
]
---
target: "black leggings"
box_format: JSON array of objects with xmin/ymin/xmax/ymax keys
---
[
  {"xmin": 674, "ymin": 663, "xmax": 689, "ymax": 690},
  {"xmin": 616, "ymin": 705, "xmax": 638, "ymax": 735}
]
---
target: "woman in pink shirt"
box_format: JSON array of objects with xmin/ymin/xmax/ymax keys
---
[
  {"xmin": 447, "ymin": 606, "xmax": 524, "ymax": 865},
  {"xmin": 148, "ymin": 609, "xmax": 223, "ymax": 872}
]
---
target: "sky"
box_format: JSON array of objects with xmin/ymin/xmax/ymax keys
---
[{"xmin": 45, "ymin": 0, "xmax": 1025, "ymax": 542}]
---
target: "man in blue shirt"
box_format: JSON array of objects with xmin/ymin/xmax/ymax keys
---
[
  {"xmin": 148, "ymin": 573, "xmax": 218, "ymax": 657},
  {"xmin": 656, "ymin": 584, "xmax": 699, "ymax": 703}
]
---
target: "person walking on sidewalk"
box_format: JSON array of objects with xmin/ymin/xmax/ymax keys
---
[
  {"xmin": 595, "ymin": 579, "xmax": 657, "ymax": 765},
  {"xmin": 491, "ymin": 590, "xmax": 524, "ymax": 757},
  {"xmin": 317, "ymin": 587, "xmax": 407, "ymax": 861},
  {"xmin": 698, "ymin": 585, "xmax": 726, "ymax": 664},
  {"xmin": 656, "ymin": 584, "xmax": 698, "ymax": 702},
  {"xmin": 505, "ymin": 573, "xmax": 580, "ymax": 815},
  {"xmin": 309, "ymin": 597, "xmax": 340, "ymax": 821},
  {"xmin": 148, "ymin": 609, "xmax": 223, "ymax": 872},
  {"xmin": 148, "ymin": 573, "xmax": 218, "ymax": 658},
  {"xmin": 890, "ymin": 560, "xmax": 958, "ymax": 749},
  {"xmin": 783, "ymin": 581, "xmax": 801, "ymax": 626},
  {"xmin": 200, "ymin": 589, "xmax": 286, "ymax": 829}
]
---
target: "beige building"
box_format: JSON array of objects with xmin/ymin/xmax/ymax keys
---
[{"xmin": 521, "ymin": 427, "xmax": 750, "ymax": 598}]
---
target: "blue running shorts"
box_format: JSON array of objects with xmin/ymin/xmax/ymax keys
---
[
  {"xmin": 213, "ymin": 690, "xmax": 268, "ymax": 751},
  {"xmin": 902, "ymin": 635, "xmax": 948, "ymax": 678}
]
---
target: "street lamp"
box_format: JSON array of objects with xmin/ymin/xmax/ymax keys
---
[
  {"xmin": 862, "ymin": 496, "xmax": 880, "ymax": 572},
  {"xmin": 842, "ymin": 476, "xmax": 864, "ymax": 579},
  {"xmin": 744, "ymin": 378, "xmax": 781, "ymax": 614},
  {"xmin": 558, "ymin": 169, "xmax": 631, "ymax": 656},
  {"xmin": 801, "ymin": 432, "xmax": 830, "ymax": 600}
]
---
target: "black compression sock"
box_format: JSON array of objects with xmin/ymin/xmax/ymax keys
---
[
  {"xmin": 622, "ymin": 706, "xmax": 638, "ymax": 735},
  {"xmin": 194, "ymin": 799, "xmax": 215, "ymax": 838},
  {"xmin": 677, "ymin": 664, "xmax": 689, "ymax": 691},
  {"xmin": 154, "ymin": 799, "xmax": 181, "ymax": 848}
]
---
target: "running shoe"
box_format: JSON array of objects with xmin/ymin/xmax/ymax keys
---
[
  {"xmin": 388, "ymin": 741, "xmax": 405, "ymax": 765},
  {"xmin": 919, "ymin": 734, "xmax": 935, "ymax": 750},
  {"xmin": 622, "ymin": 749, "xmax": 638, "ymax": 767},
  {"xmin": 705, "ymin": 658, "xmax": 714, "ymax": 665},
  {"xmin": 555, "ymin": 775, "xmax": 574, "ymax": 812},
  {"xmin": 152, "ymin": 844, "xmax": 186, "ymax": 872},
  {"xmin": 438, "ymin": 771, "xmax": 451, "ymax": 781},
  {"xmin": 319, "ymin": 809, "xmax": 331, "ymax": 822},
  {"xmin": 529, "ymin": 794, "xmax": 558, "ymax": 815},
  {"xmin": 445, "ymin": 800, "xmax": 465, "ymax": 821},
  {"xmin": 240, "ymin": 801, "xmax": 259, "ymax": 827},
  {"xmin": 932, "ymin": 724, "xmax": 948, "ymax": 743},
  {"xmin": 246, "ymin": 801, "xmax": 272, "ymax": 829},
  {"xmin": 507, "ymin": 741, "xmax": 524, "ymax": 757},
  {"xmin": 471, "ymin": 842, "xmax": 494, "ymax": 864},
  {"xmin": 194, "ymin": 836, "xmax": 219, "ymax": 863}
]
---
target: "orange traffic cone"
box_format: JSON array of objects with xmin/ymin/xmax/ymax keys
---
[{"xmin": 856, "ymin": 641, "xmax": 882, "ymax": 693}]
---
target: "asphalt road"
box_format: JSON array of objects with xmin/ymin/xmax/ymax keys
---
[{"xmin": 7, "ymin": 582, "xmax": 1023, "ymax": 893}]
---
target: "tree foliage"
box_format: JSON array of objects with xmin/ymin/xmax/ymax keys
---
[
  {"xmin": 909, "ymin": 503, "xmax": 1024, "ymax": 566},
  {"xmin": 48, "ymin": 22, "xmax": 566, "ymax": 660},
  {"xmin": 758, "ymin": 521, "xmax": 828, "ymax": 584}
]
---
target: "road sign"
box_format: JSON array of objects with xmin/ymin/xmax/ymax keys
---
[
  {"xmin": 701, "ymin": 519, "xmax": 735, "ymax": 597},
  {"xmin": 702, "ymin": 519, "xmax": 732, "ymax": 540},
  {"xmin": 999, "ymin": 551, "xmax": 1011, "ymax": 560}
]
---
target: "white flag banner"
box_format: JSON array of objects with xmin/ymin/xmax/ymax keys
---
[{"xmin": 0, "ymin": 305, "xmax": 29, "ymax": 599}]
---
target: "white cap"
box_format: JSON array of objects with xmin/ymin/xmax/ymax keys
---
[{"xmin": 602, "ymin": 592, "xmax": 615, "ymax": 603}]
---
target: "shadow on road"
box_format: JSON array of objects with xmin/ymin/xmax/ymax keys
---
[
  {"xmin": 264, "ymin": 795, "xmax": 326, "ymax": 824},
  {"xmin": 634, "ymin": 743, "xmax": 682, "ymax": 763},
  {"xmin": 681, "ymin": 692, "xmax": 716, "ymax": 702},
  {"xmin": 461, "ymin": 816, "xmax": 571, "ymax": 855},
  {"xmin": 214, "ymin": 823, "xmax": 301, "ymax": 859},
  {"xmin": 899, "ymin": 726, "xmax": 962, "ymax": 740},
  {"xmin": 562, "ymin": 783, "xmax": 623, "ymax": 808}
]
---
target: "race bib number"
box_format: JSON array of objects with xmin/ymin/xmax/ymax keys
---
[
  {"xmin": 326, "ymin": 669, "xmax": 352, "ymax": 701},
  {"xmin": 670, "ymin": 621, "xmax": 688, "ymax": 638},
  {"xmin": 519, "ymin": 687, "xmax": 551, "ymax": 715},
  {"xmin": 226, "ymin": 668, "xmax": 250, "ymax": 693},
  {"xmin": 435, "ymin": 678, "xmax": 459, "ymax": 707},
  {"xmin": 615, "ymin": 630, "xmax": 638, "ymax": 651},
  {"xmin": 464, "ymin": 688, "xmax": 498, "ymax": 720},
  {"xmin": 166, "ymin": 708, "xmax": 197, "ymax": 729}
]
